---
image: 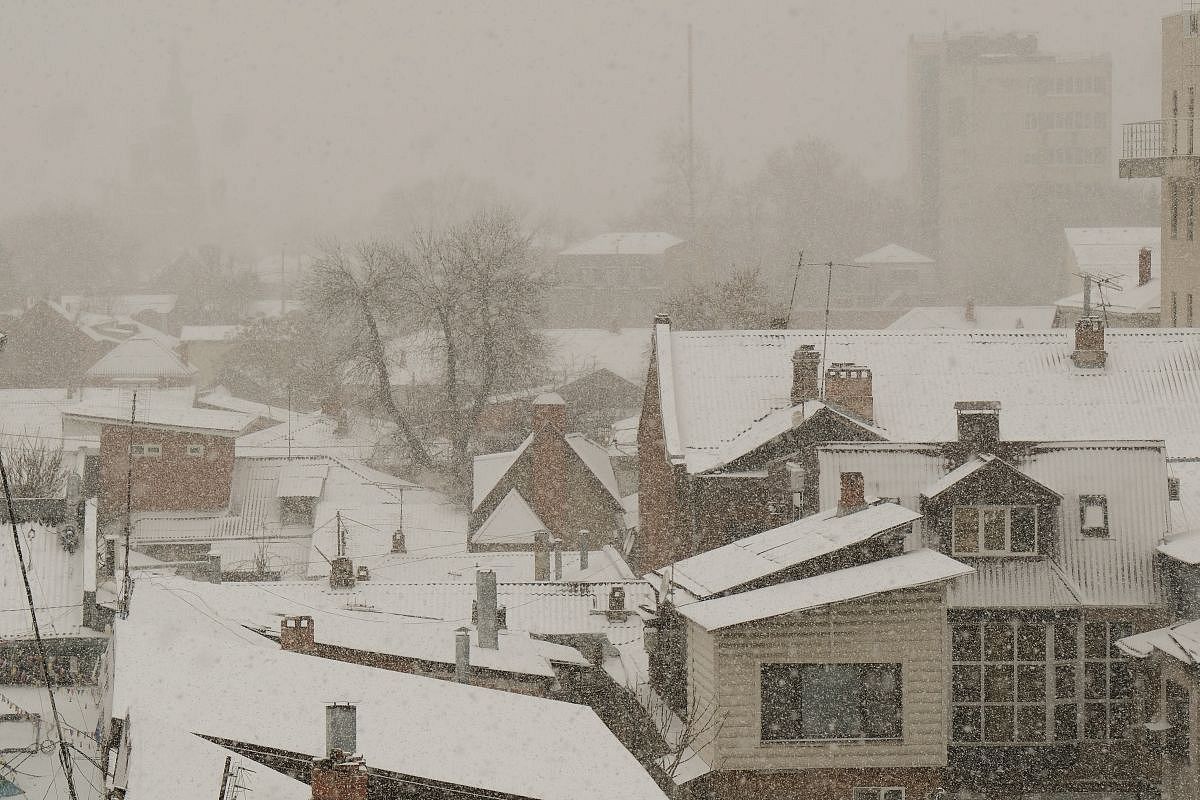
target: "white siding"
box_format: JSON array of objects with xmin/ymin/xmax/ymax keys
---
[{"xmin": 689, "ymin": 585, "xmax": 950, "ymax": 772}]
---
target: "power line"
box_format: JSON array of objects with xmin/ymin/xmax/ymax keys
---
[{"xmin": 0, "ymin": 451, "xmax": 79, "ymax": 800}]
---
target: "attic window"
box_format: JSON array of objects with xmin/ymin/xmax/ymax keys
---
[{"xmin": 1080, "ymin": 495, "xmax": 1108, "ymax": 537}]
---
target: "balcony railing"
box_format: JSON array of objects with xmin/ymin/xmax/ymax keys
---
[{"xmin": 1121, "ymin": 118, "xmax": 1200, "ymax": 160}]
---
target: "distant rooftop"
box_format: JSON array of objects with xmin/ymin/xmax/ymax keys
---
[
  {"xmin": 855, "ymin": 243, "xmax": 934, "ymax": 265},
  {"xmin": 560, "ymin": 232, "xmax": 683, "ymax": 257}
]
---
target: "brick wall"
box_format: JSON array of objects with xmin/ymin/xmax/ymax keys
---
[
  {"xmin": 634, "ymin": 348, "xmax": 687, "ymax": 572},
  {"xmin": 97, "ymin": 425, "xmax": 235, "ymax": 521}
]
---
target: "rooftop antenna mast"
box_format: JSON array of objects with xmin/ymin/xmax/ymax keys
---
[
  {"xmin": 784, "ymin": 250, "xmax": 804, "ymax": 328},
  {"xmin": 1072, "ymin": 271, "xmax": 1122, "ymax": 322},
  {"xmin": 121, "ymin": 389, "xmax": 138, "ymax": 614}
]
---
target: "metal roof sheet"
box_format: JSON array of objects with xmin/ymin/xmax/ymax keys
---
[
  {"xmin": 0, "ymin": 523, "xmax": 86, "ymax": 639},
  {"xmin": 63, "ymin": 401, "xmax": 255, "ymax": 435},
  {"xmin": 658, "ymin": 328, "xmax": 1200, "ymax": 469},
  {"xmin": 677, "ymin": 549, "xmax": 973, "ymax": 631},
  {"xmin": 656, "ymin": 501, "xmax": 920, "ymax": 599}
]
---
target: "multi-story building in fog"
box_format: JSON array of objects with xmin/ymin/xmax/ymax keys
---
[
  {"xmin": 909, "ymin": 32, "xmax": 1113, "ymax": 303},
  {"xmin": 1121, "ymin": 8, "xmax": 1200, "ymax": 327}
]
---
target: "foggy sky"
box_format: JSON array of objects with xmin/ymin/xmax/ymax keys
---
[{"xmin": 0, "ymin": 0, "xmax": 1181, "ymax": 247}]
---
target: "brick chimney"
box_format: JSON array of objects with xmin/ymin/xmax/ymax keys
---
[
  {"xmin": 823, "ymin": 363, "xmax": 873, "ymax": 422},
  {"xmin": 530, "ymin": 393, "xmax": 568, "ymax": 539},
  {"xmin": 533, "ymin": 530, "xmax": 550, "ymax": 581},
  {"xmin": 579, "ymin": 529, "xmax": 590, "ymax": 570},
  {"xmin": 1071, "ymin": 316, "xmax": 1107, "ymax": 369},
  {"xmin": 312, "ymin": 704, "xmax": 366, "ymax": 800},
  {"xmin": 476, "ymin": 569, "xmax": 499, "ymax": 650},
  {"xmin": 281, "ymin": 616, "xmax": 315, "ymax": 653},
  {"xmin": 836, "ymin": 472, "xmax": 866, "ymax": 516},
  {"xmin": 791, "ymin": 345, "xmax": 821, "ymax": 405},
  {"xmin": 955, "ymin": 401, "xmax": 1001, "ymax": 453},
  {"xmin": 1139, "ymin": 247, "xmax": 1152, "ymax": 287}
]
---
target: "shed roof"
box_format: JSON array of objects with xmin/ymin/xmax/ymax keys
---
[
  {"xmin": 63, "ymin": 401, "xmax": 255, "ymax": 436},
  {"xmin": 676, "ymin": 549, "xmax": 972, "ymax": 631},
  {"xmin": 653, "ymin": 501, "xmax": 920, "ymax": 599}
]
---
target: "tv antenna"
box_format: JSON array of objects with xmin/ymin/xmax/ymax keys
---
[{"xmin": 1072, "ymin": 271, "xmax": 1123, "ymax": 325}]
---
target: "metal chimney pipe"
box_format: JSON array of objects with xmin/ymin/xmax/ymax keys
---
[
  {"xmin": 552, "ymin": 538, "xmax": 563, "ymax": 580},
  {"xmin": 325, "ymin": 703, "xmax": 357, "ymax": 757},
  {"xmin": 476, "ymin": 569, "xmax": 498, "ymax": 650},
  {"xmin": 455, "ymin": 627, "xmax": 471, "ymax": 683},
  {"xmin": 579, "ymin": 529, "xmax": 589, "ymax": 570}
]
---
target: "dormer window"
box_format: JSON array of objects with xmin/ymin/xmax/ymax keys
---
[
  {"xmin": 952, "ymin": 505, "xmax": 1038, "ymax": 556},
  {"xmin": 1080, "ymin": 495, "xmax": 1109, "ymax": 537}
]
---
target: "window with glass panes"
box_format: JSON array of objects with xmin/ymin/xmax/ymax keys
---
[
  {"xmin": 951, "ymin": 617, "xmax": 1133, "ymax": 745},
  {"xmin": 1082, "ymin": 621, "xmax": 1133, "ymax": 741},
  {"xmin": 952, "ymin": 505, "xmax": 1037, "ymax": 556}
]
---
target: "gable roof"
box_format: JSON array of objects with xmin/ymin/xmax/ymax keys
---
[
  {"xmin": 560, "ymin": 232, "xmax": 683, "ymax": 256},
  {"xmin": 676, "ymin": 549, "xmax": 973, "ymax": 631},
  {"xmin": 855, "ymin": 243, "xmax": 935, "ymax": 265},
  {"xmin": 471, "ymin": 432, "xmax": 621, "ymax": 512},
  {"xmin": 653, "ymin": 325, "xmax": 1200, "ymax": 470},
  {"xmin": 85, "ymin": 333, "xmax": 196, "ymax": 380},
  {"xmin": 922, "ymin": 453, "xmax": 1062, "ymax": 501},
  {"xmin": 471, "ymin": 489, "xmax": 548, "ymax": 546},
  {"xmin": 653, "ymin": 501, "xmax": 920, "ymax": 600}
]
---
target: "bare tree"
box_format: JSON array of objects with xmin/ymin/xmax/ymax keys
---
[
  {"xmin": 637, "ymin": 679, "xmax": 726, "ymax": 792},
  {"xmin": 396, "ymin": 208, "xmax": 549, "ymax": 492},
  {"xmin": 300, "ymin": 240, "xmax": 434, "ymax": 469},
  {"xmin": 0, "ymin": 436, "xmax": 66, "ymax": 498}
]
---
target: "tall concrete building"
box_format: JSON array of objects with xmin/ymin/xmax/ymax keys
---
[
  {"xmin": 1120, "ymin": 8, "xmax": 1200, "ymax": 327},
  {"xmin": 909, "ymin": 33, "xmax": 1113, "ymax": 302}
]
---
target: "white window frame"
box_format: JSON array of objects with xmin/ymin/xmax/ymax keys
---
[
  {"xmin": 1079, "ymin": 495, "xmax": 1108, "ymax": 537},
  {"xmin": 185, "ymin": 444, "xmax": 205, "ymax": 457},
  {"xmin": 952, "ymin": 505, "xmax": 1038, "ymax": 557}
]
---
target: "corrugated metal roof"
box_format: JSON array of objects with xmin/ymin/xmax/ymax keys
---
[
  {"xmin": 659, "ymin": 328, "xmax": 1200, "ymax": 470},
  {"xmin": 947, "ymin": 560, "xmax": 1082, "ymax": 608},
  {"xmin": 85, "ymin": 334, "xmax": 196, "ymax": 379},
  {"xmin": 0, "ymin": 523, "xmax": 85, "ymax": 639},
  {"xmin": 655, "ymin": 501, "xmax": 920, "ymax": 599},
  {"xmin": 677, "ymin": 549, "xmax": 973, "ymax": 631},
  {"xmin": 820, "ymin": 441, "xmax": 1170, "ymax": 608}
]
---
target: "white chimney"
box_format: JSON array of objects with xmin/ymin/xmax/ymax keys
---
[
  {"xmin": 455, "ymin": 627, "xmax": 471, "ymax": 683},
  {"xmin": 476, "ymin": 570, "xmax": 498, "ymax": 650}
]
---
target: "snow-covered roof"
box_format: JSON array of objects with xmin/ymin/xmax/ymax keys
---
[
  {"xmin": 1056, "ymin": 277, "xmax": 1160, "ymax": 314},
  {"xmin": 179, "ymin": 325, "xmax": 242, "ymax": 342},
  {"xmin": 855, "ymin": 243, "xmax": 934, "ymax": 265},
  {"xmin": 818, "ymin": 440, "xmax": 1171, "ymax": 608},
  {"xmin": 676, "ymin": 549, "xmax": 973, "ymax": 631},
  {"xmin": 1065, "ymin": 226, "xmax": 1159, "ymax": 272},
  {"xmin": 654, "ymin": 325, "xmax": 1200, "ymax": 469},
  {"xmin": 560, "ymin": 232, "xmax": 683, "ymax": 256},
  {"xmin": 1117, "ymin": 619, "xmax": 1200, "ymax": 664},
  {"xmin": 654, "ymin": 501, "xmax": 920, "ymax": 600},
  {"xmin": 921, "ymin": 453, "xmax": 1060, "ymax": 501},
  {"xmin": 113, "ymin": 578, "xmax": 668, "ymax": 800},
  {"xmin": 333, "ymin": 546, "xmax": 636, "ymax": 585},
  {"xmin": 197, "ymin": 388, "xmax": 292, "ymax": 424},
  {"xmin": 235, "ymin": 414, "xmax": 377, "ymax": 459},
  {"xmin": 471, "ymin": 489, "xmax": 548, "ymax": 546},
  {"xmin": 0, "ymin": 522, "xmax": 88, "ymax": 639},
  {"xmin": 471, "ymin": 432, "xmax": 620, "ymax": 511},
  {"xmin": 84, "ymin": 333, "xmax": 196, "ymax": 380},
  {"xmin": 276, "ymin": 461, "xmax": 328, "ymax": 497},
  {"xmin": 63, "ymin": 400, "xmax": 256, "ymax": 436},
  {"xmin": 887, "ymin": 305, "xmax": 1057, "ymax": 330}
]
